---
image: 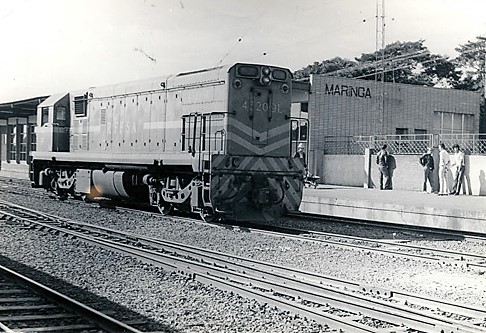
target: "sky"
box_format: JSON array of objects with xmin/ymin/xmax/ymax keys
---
[{"xmin": 1, "ymin": 0, "xmax": 486, "ymax": 102}]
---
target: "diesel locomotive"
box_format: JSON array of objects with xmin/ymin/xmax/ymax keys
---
[{"xmin": 30, "ymin": 63, "xmax": 306, "ymax": 221}]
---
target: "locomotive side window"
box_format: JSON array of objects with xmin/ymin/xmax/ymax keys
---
[
  {"xmin": 182, "ymin": 116, "xmax": 196, "ymax": 152},
  {"xmin": 300, "ymin": 122, "xmax": 308, "ymax": 140},
  {"xmin": 41, "ymin": 107, "xmax": 49, "ymax": 126},
  {"xmin": 55, "ymin": 106, "xmax": 67, "ymax": 121},
  {"xmin": 74, "ymin": 95, "xmax": 87, "ymax": 117},
  {"xmin": 201, "ymin": 115, "xmax": 207, "ymax": 151},
  {"xmin": 181, "ymin": 118, "xmax": 186, "ymax": 151}
]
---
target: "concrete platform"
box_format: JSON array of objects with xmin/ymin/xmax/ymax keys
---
[{"xmin": 301, "ymin": 186, "xmax": 486, "ymax": 234}]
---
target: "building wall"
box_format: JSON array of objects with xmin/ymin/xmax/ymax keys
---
[
  {"xmin": 319, "ymin": 152, "xmax": 486, "ymax": 196},
  {"xmin": 319, "ymin": 154, "xmax": 365, "ymax": 187},
  {"xmin": 0, "ymin": 124, "xmax": 6, "ymax": 163},
  {"xmin": 309, "ymin": 76, "xmax": 480, "ymax": 151}
]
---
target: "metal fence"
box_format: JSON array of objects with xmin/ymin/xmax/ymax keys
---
[{"xmin": 322, "ymin": 134, "xmax": 486, "ymax": 155}]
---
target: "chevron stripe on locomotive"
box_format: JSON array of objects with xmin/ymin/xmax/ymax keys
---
[{"xmin": 30, "ymin": 63, "xmax": 306, "ymax": 221}]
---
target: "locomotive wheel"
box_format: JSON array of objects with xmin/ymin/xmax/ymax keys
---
[
  {"xmin": 158, "ymin": 202, "xmax": 173, "ymax": 216},
  {"xmin": 199, "ymin": 208, "xmax": 218, "ymax": 223},
  {"xmin": 50, "ymin": 179, "xmax": 68, "ymax": 201}
]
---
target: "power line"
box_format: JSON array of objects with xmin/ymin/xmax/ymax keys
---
[{"xmin": 322, "ymin": 50, "xmax": 430, "ymax": 77}]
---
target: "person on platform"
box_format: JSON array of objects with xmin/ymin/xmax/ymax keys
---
[
  {"xmin": 376, "ymin": 144, "xmax": 392, "ymax": 190},
  {"xmin": 294, "ymin": 143, "xmax": 307, "ymax": 168},
  {"xmin": 438, "ymin": 143, "xmax": 451, "ymax": 196},
  {"xmin": 451, "ymin": 144, "xmax": 465, "ymax": 195},
  {"xmin": 419, "ymin": 147, "xmax": 435, "ymax": 193}
]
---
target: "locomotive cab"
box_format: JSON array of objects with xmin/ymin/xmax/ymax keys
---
[{"xmin": 35, "ymin": 93, "xmax": 71, "ymax": 153}]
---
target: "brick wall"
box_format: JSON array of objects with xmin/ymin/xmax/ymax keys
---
[{"xmin": 308, "ymin": 76, "xmax": 480, "ymax": 153}]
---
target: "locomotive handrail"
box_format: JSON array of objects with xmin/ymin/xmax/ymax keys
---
[{"xmin": 90, "ymin": 80, "xmax": 226, "ymax": 101}]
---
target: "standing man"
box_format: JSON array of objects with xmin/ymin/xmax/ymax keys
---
[
  {"xmin": 438, "ymin": 143, "xmax": 451, "ymax": 196},
  {"xmin": 419, "ymin": 147, "xmax": 435, "ymax": 193},
  {"xmin": 376, "ymin": 144, "xmax": 391, "ymax": 190},
  {"xmin": 294, "ymin": 143, "xmax": 307, "ymax": 169},
  {"xmin": 451, "ymin": 144, "xmax": 465, "ymax": 195}
]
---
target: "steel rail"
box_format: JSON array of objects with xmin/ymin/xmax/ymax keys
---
[
  {"xmin": 290, "ymin": 212, "xmax": 486, "ymax": 243},
  {"xmin": 0, "ymin": 264, "xmax": 143, "ymax": 333}
]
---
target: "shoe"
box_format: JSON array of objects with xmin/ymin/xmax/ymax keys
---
[
  {"xmin": 450, "ymin": 191, "xmax": 456, "ymax": 195},
  {"xmin": 454, "ymin": 193, "xmax": 459, "ymax": 196}
]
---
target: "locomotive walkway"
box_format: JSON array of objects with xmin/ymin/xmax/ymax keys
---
[{"xmin": 301, "ymin": 185, "xmax": 486, "ymax": 234}]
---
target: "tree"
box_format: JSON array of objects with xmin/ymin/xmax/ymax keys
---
[
  {"xmin": 454, "ymin": 36, "xmax": 486, "ymax": 132},
  {"xmin": 293, "ymin": 57, "xmax": 357, "ymax": 80},
  {"xmin": 294, "ymin": 40, "xmax": 459, "ymax": 87}
]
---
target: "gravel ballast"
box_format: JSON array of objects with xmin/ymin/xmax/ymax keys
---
[{"xmin": 1, "ymin": 178, "xmax": 485, "ymax": 332}]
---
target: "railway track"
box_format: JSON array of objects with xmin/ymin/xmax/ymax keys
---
[
  {"xmin": 1, "ymin": 200, "xmax": 485, "ymax": 332},
  {"xmin": 2, "ymin": 178, "xmax": 485, "ymax": 271},
  {"xmin": 0, "ymin": 263, "xmax": 143, "ymax": 333},
  {"xmin": 112, "ymin": 205, "xmax": 486, "ymax": 272},
  {"xmin": 237, "ymin": 218, "xmax": 486, "ymax": 271}
]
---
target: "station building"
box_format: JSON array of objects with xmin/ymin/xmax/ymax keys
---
[
  {"xmin": 308, "ymin": 75, "xmax": 480, "ymax": 150},
  {"xmin": 0, "ymin": 96, "xmax": 47, "ymax": 178},
  {"xmin": 307, "ymin": 75, "xmax": 484, "ymax": 194},
  {"xmin": 310, "ymin": 75, "xmax": 479, "ymax": 138}
]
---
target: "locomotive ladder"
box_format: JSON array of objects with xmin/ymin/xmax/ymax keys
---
[{"xmin": 196, "ymin": 112, "xmax": 226, "ymax": 213}]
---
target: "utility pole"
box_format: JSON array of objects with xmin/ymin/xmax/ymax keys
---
[{"xmin": 375, "ymin": 0, "xmax": 386, "ymax": 135}]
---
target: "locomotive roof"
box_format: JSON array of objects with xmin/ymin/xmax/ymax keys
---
[
  {"xmin": 38, "ymin": 93, "xmax": 68, "ymax": 108},
  {"xmin": 71, "ymin": 63, "xmax": 234, "ymax": 99}
]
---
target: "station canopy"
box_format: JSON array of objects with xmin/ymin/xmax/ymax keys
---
[{"xmin": 0, "ymin": 96, "xmax": 48, "ymax": 120}]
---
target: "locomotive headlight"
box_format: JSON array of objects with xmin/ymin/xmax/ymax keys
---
[
  {"xmin": 262, "ymin": 67, "xmax": 271, "ymax": 75},
  {"xmin": 233, "ymin": 79, "xmax": 242, "ymax": 89},
  {"xmin": 261, "ymin": 76, "xmax": 271, "ymax": 85},
  {"xmin": 280, "ymin": 83, "xmax": 290, "ymax": 94}
]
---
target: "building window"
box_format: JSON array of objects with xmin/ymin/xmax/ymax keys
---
[
  {"xmin": 7, "ymin": 122, "xmax": 29, "ymax": 163},
  {"xmin": 19, "ymin": 125, "xmax": 27, "ymax": 161},
  {"xmin": 7, "ymin": 125, "xmax": 16, "ymax": 162},
  {"xmin": 414, "ymin": 129, "xmax": 427, "ymax": 140},
  {"xmin": 30, "ymin": 124, "xmax": 36, "ymax": 153},
  {"xmin": 396, "ymin": 128, "xmax": 409, "ymax": 135},
  {"xmin": 433, "ymin": 111, "xmax": 474, "ymax": 134}
]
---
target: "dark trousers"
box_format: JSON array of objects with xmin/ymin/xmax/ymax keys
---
[
  {"xmin": 379, "ymin": 166, "xmax": 392, "ymax": 190},
  {"xmin": 453, "ymin": 166, "xmax": 465, "ymax": 194},
  {"xmin": 423, "ymin": 168, "xmax": 434, "ymax": 192}
]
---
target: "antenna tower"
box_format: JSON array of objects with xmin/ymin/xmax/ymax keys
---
[{"xmin": 375, "ymin": 0, "xmax": 386, "ymax": 134}]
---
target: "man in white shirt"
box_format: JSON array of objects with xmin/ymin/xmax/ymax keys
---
[
  {"xmin": 438, "ymin": 143, "xmax": 451, "ymax": 196},
  {"xmin": 451, "ymin": 144, "xmax": 465, "ymax": 195}
]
